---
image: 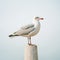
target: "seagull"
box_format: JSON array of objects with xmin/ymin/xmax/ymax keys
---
[{"xmin": 9, "ymin": 17, "xmax": 44, "ymax": 45}]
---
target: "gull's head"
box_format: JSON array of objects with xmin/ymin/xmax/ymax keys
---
[{"xmin": 34, "ymin": 16, "xmax": 44, "ymax": 21}]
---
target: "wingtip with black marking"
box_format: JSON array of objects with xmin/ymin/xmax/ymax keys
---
[{"xmin": 9, "ymin": 34, "xmax": 14, "ymax": 37}]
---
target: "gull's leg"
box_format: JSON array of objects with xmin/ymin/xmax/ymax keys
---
[
  {"xmin": 27, "ymin": 37, "xmax": 31, "ymax": 45},
  {"xmin": 28, "ymin": 39, "xmax": 29, "ymax": 44},
  {"xmin": 30, "ymin": 37, "xmax": 31, "ymax": 44}
]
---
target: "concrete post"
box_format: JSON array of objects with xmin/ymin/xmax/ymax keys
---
[{"xmin": 24, "ymin": 44, "xmax": 38, "ymax": 60}]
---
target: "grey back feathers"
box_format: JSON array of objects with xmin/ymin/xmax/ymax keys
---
[
  {"xmin": 9, "ymin": 24, "xmax": 34, "ymax": 37},
  {"xmin": 21, "ymin": 24, "xmax": 34, "ymax": 29}
]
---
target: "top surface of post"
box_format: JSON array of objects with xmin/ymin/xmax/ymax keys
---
[
  {"xmin": 25, "ymin": 44, "xmax": 37, "ymax": 48},
  {"xmin": 26, "ymin": 44, "xmax": 37, "ymax": 46}
]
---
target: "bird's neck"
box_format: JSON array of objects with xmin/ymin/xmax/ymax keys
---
[{"xmin": 33, "ymin": 20, "xmax": 40, "ymax": 27}]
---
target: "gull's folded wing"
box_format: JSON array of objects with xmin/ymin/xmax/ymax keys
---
[{"xmin": 13, "ymin": 24, "xmax": 35, "ymax": 36}]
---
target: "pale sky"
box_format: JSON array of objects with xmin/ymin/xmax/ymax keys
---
[{"xmin": 0, "ymin": 0, "xmax": 60, "ymax": 60}]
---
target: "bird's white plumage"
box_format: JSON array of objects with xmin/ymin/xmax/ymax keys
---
[
  {"xmin": 10, "ymin": 18, "xmax": 40, "ymax": 37},
  {"xmin": 13, "ymin": 21, "xmax": 40, "ymax": 37},
  {"xmin": 9, "ymin": 17, "xmax": 43, "ymax": 44}
]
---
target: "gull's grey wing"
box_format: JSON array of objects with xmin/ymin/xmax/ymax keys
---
[
  {"xmin": 20, "ymin": 28, "xmax": 35, "ymax": 36},
  {"xmin": 21, "ymin": 24, "xmax": 34, "ymax": 30},
  {"xmin": 13, "ymin": 24, "xmax": 35, "ymax": 36}
]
